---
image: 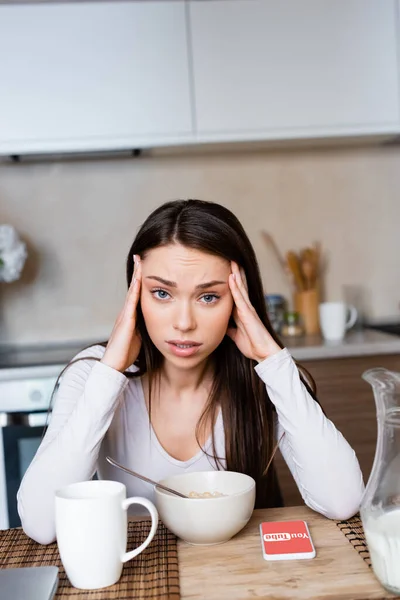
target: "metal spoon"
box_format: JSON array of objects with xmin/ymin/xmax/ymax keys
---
[{"xmin": 105, "ymin": 455, "xmax": 189, "ymax": 499}]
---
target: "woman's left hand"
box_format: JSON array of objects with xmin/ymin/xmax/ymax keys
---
[{"xmin": 226, "ymin": 261, "xmax": 282, "ymax": 362}]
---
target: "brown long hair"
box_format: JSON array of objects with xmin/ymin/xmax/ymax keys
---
[{"xmin": 50, "ymin": 199, "xmax": 317, "ymax": 509}]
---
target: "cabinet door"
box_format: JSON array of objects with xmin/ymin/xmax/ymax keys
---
[
  {"xmin": 0, "ymin": 2, "xmax": 193, "ymax": 154},
  {"xmin": 189, "ymin": 0, "xmax": 399, "ymax": 140}
]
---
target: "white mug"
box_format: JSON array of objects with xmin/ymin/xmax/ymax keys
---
[
  {"xmin": 55, "ymin": 480, "xmax": 158, "ymax": 590},
  {"xmin": 319, "ymin": 302, "xmax": 358, "ymax": 341}
]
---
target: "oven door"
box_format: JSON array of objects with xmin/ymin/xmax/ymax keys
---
[{"xmin": 0, "ymin": 411, "xmax": 48, "ymax": 529}]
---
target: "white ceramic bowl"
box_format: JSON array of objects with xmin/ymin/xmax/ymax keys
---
[{"xmin": 154, "ymin": 471, "xmax": 256, "ymax": 545}]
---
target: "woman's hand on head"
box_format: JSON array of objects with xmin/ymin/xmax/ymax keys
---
[
  {"xmin": 226, "ymin": 261, "xmax": 281, "ymax": 362},
  {"xmin": 101, "ymin": 255, "xmax": 142, "ymax": 372}
]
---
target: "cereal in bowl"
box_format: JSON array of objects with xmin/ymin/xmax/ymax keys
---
[{"xmin": 188, "ymin": 490, "xmax": 227, "ymax": 498}]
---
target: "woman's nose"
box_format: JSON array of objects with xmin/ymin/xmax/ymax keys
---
[{"xmin": 173, "ymin": 301, "xmax": 196, "ymax": 332}]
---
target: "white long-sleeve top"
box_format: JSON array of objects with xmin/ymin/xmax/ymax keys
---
[{"xmin": 17, "ymin": 345, "xmax": 364, "ymax": 544}]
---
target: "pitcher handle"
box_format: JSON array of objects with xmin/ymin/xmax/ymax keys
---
[
  {"xmin": 121, "ymin": 497, "xmax": 158, "ymax": 563},
  {"xmin": 345, "ymin": 305, "xmax": 358, "ymax": 331}
]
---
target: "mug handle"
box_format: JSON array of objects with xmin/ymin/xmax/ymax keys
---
[
  {"xmin": 345, "ymin": 305, "xmax": 358, "ymax": 331},
  {"xmin": 121, "ymin": 497, "xmax": 159, "ymax": 563}
]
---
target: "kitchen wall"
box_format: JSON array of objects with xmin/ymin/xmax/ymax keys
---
[{"xmin": 0, "ymin": 143, "xmax": 399, "ymax": 345}]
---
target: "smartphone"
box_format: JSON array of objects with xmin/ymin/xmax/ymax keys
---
[
  {"xmin": 0, "ymin": 566, "xmax": 59, "ymax": 600},
  {"xmin": 259, "ymin": 520, "xmax": 316, "ymax": 561}
]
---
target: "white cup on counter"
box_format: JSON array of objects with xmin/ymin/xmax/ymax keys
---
[
  {"xmin": 55, "ymin": 480, "xmax": 158, "ymax": 590},
  {"xmin": 318, "ymin": 302, "xmax": 358, "ymax": 342}
]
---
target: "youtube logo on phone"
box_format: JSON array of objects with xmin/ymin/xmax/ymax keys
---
[{"xmin": 260, "ymin": 520, "xmax": 316, "ymax": 561}]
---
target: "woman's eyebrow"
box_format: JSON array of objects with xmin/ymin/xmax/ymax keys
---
[{"xmin": 145, "ymin": 276, "xmax": 227, "ymax": 290}]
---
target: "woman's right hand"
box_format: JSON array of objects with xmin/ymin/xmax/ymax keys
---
[{"xmin": 101, "ymin": 255, "xmax": 142, "ymax": 373}]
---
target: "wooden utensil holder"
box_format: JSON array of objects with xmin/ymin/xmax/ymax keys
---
[{"xmin": 294, "ymin": 289, "xmax": 320, "ymax": 335}]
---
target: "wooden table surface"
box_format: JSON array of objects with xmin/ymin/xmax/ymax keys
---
[{"xmin": 178, "ymin": 506, "xmax": 395, "ymax": 600}]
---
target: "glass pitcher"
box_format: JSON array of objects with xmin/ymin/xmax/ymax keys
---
[{"xmin": 361, "ymin": 367, "xmax": 400, "ymax": 595}]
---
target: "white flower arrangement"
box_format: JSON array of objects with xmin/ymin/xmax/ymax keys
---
[{"xmin": 0, "ymin": 225, "xmax": 28, "ymax": 282}]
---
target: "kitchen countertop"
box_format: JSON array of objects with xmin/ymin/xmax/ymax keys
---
[
  {"xmin": 0, "ymin": 340, "xmax": 98, "ymax": 380},
  {"xmin": 0, "ymin": 340, "xmax": 99, "ymax": 370},
  {"xmin": 0, "ymin": 329, "xmax": 399, "ymax": 375},
  {"xmin": 284, "ymin": 328, "xmax": 400, "ymax": 361}
]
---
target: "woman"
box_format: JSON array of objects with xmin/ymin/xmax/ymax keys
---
[{"xmin": 18, "ymin": 199, "xmax": 364, "ymax": 544}]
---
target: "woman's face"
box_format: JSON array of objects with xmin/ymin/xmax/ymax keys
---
[{"xmin": 140, "ymin": 243, "xmax": 234, "ymax": 368}]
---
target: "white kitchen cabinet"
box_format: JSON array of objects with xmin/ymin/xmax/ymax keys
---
[
  {"xmin": 0, "ymin": 2, "xmax": 193, "ymax": 154},
  {"xmin": 189, "ymin": 0, "xmax": 400, "ymax": 141}
]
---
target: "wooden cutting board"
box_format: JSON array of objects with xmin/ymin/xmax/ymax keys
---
[{"xmin": 178, "ymin": 505, "xmax": 395, "ymax": 600}]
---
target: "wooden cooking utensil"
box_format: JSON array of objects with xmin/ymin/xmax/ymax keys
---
[
  {"xmin": 301, "ymin": 258, "xmax": 314, "ymax": 290},
  {"xmin": 286, "ymin": 251, "xmax": 305, "ymax": 291},
  {"xmin": 299, "ymin": 248, "xmax": 316, "ymax": 290},
  {"xmin": 261, "ymin": 231, "xmax": 287, "ymax": 272}
]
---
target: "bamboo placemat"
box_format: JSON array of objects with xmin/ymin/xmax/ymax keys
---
[
  {"xmin": 0, "ymin": 520, "xmax": 180, "ymax": 599},
  {"xmin": 336, "ymin": 514, "xmax": 371, "ymax": 568}
]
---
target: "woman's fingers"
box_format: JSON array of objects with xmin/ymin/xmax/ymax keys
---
[
  {"xmin": 102, "ymin": 255, "xmax": 143, "ymax": 372},
  {"xmin": 229, "ymin": 272, "xmax": 252, "ymax": 319},
  {"xmin": 125, "ymin": 256, "xmax": 141, "ymax": 316},
  {"xmin": 239, "ymin": 266, "xmax": 249, "ymax": 293},
  {"xmin": 230, "ymin": 262, "xmax": 253, "ymax": 311},
  {"xmin": 128, "ymin": 255, "xmax": 141, "ymax": 290}
]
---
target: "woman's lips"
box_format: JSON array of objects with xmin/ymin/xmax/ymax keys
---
[{"xmin": 166, "ymin": 341, "xmax": 202, "ymax": 358}]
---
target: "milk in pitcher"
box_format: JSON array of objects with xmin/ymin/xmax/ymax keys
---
[{"xmin": 364, "ymin": 509, "xmax": 400, "ymax": 593}]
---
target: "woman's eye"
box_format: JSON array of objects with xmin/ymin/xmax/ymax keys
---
[
  {"xmin": 151, "ymin": 290, "xmax": 219, "ymax": 303},
  {"xmin": 200, "ymin": 294, "xmax": 220, "ymax": 304},
  {"xmin": 152, "ymin": 289, "xmax": 170, "ymax": 300}
]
